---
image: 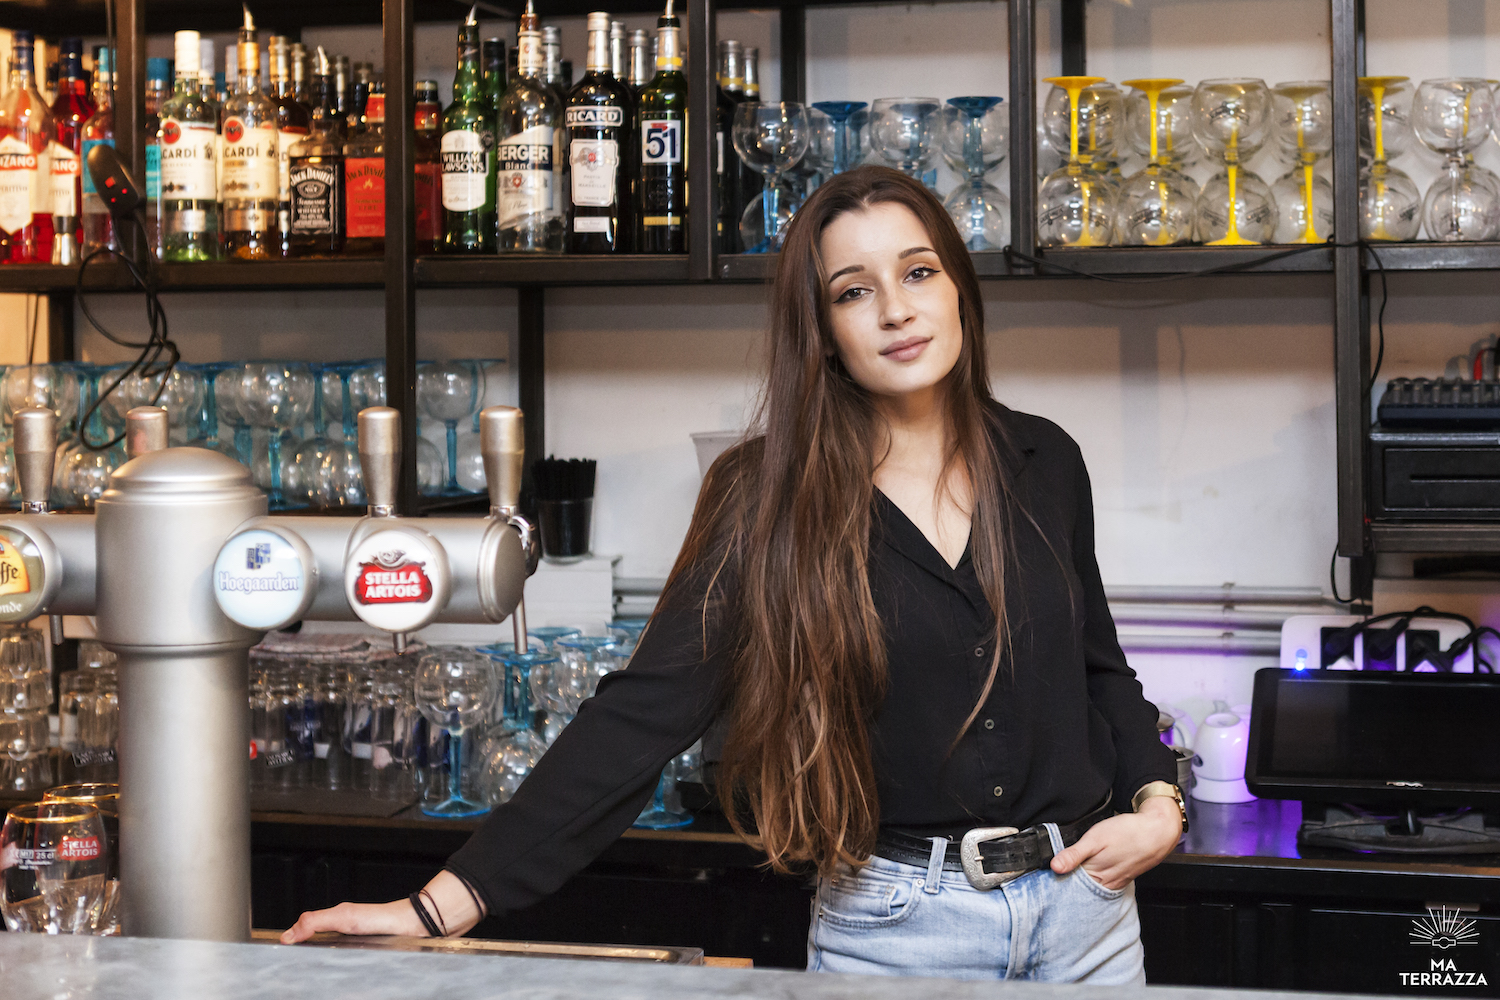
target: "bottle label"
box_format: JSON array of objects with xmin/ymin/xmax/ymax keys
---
[
  {"xmin": 565, "ymin": 105, "xmax": 624, "ymax": 129},
  {"xmin": 496, "ymin": 125, "xmax": 554, "ymax": 228},
  {"xmin": 716, "ymin": 129, "xmax": 723, "ymax": 175},
  {"xmin": 440, "ymin": 129, "xmax": 490, "ymax": 212},
  {"xmin": 574, "ymin": 216, "xmax": 610, "ymax": 233},
  {"xmin": 569, "ymin": 138, "xmax": 618, "ymax": 208},
  {"xmin": 290, "ymin": 158, "xmax": 339, "ymax": 235},
  {"xmin": 345, "ymin": 156, "xmax": 385, "ymax": 238},
  {"xmin": 415, "ymin": 161, "xmax": 441, "ymax": 241},
  {"xmin": 160, "ymin": 119, "xmax": 217, "ymax": 201},
  {"xmin": 642, "ymin": 118, "xmax": 683, "ymax": 164},
  {"xmin": 221, "ymin": 119, "xmax": 278, "ymax": 200},
  {"xmin": 278, "ymin": 127, "xmax": 308, "ymax": 202},
  {"xmin": 81, "ymin": 138, "xmax": 113, "ymax": 197},
  {"xmin": 145, "ymin": 142, "xmax": 161, "ymax": 200},
  {"xmin": 48, "ymin": 142, "xmax": 79, "ymax": 217},
  {"xmin": 0, "ymin": 135, "xmax": 40, "ymax": 235}
]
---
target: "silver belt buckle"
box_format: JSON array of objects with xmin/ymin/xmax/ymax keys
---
[{"xmin": 959, "ymin": 826, "xmax": 1021, "ymax": 890}]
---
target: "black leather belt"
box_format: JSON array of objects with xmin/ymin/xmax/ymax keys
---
[{"xmin": 873, "ymin": 793, "xmax": 1114, "ymax": 889}]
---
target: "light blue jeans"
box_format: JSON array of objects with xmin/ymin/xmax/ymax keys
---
[{"xmin": 806, "ymin": 822, "xmax": 1145, "ymax": 983}]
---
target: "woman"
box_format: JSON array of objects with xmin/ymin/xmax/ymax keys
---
[{"xmin": 283, "ymin": 166, "xmax": 1186, "ymax": 982}]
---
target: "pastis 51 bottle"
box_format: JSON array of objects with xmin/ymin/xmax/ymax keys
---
[
  {"xmin": 636, "ymin": 0, "xmax": 687, "ymax": 253},
  {"xmin": 565, "ymin": 11, "xmax": 631, "ymax": 252},
  {"xmin": 495, "ymin": 0, "xmax": 564, "ymax": 252}
]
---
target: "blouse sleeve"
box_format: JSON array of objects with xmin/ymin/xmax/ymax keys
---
[
  {"xmin": 444, "ymin": 543, "xmax": 738, "ymax": 916},
  {"xmin": 1068, "ymin": 445, "xmax": 1179, "ymax": 809}
]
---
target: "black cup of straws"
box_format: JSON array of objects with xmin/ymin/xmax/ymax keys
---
[{"xmin": 534, "ymin": 457, "xmax": 596, "ymax": 564}]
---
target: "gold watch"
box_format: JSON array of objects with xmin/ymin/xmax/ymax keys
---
[{"xmin": 1132, "ymin": 780, "xmax": 1189, "ymax": 834}]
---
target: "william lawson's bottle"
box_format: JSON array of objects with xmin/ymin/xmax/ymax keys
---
[
  {"xmin": 566, "ymin": 11, "xmax": 632, "ymax": 253},
  {"xmin": 636, "ymin": 0, "xmax": 687, "ymax": 253},
  {"xmin": 222, "ymin": 12, "xmax": 281, "ymax": 259},
  {"xmin": 0, "ymin": 30, "xmax": 56, "ymax": 264},
  {"xmin": 287, "ymin": 47, "xmax": 344, "ymax": 257},
  {"xmin": 496, "ymin": 0, "xmax": 564, "ymax": 252},
  {"xmin": 441, "ymin": 7, "xmax": 496, "ymax": 253},
  {"xmin": 715, "ymin": 40, "xmax": 747, "ymax": 254},
  {"xmin": 160, "ymin": 31, "xmax": 220, "ymax": 261}
]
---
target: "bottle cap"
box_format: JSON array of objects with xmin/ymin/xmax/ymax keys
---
[
  {"xmin": 587, "ymin": 11, "xmax": 609, "ymax": 32},
  {"xmin": 175, "ymin": 31, "xmax": 202, "ymax": 76},
  {"xmin": 147, "ymin": 57, "xmax": 172, "ymax": 83}
]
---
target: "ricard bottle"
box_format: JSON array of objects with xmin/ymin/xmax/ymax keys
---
[
  {"xmin": 0, "ymin": 30, "xmax": 56, "ymax": 264},
  {"xmin": 48, "ymin": 37, "xmax": 91, "ymax": 264},
  {"xmin": 287, "ymin": 46, "xmax": 344, "ymax": 257},
  {"xmin": 221, "ymin": 11, "xmax": 281, "ymax": 259},
  {"xmin": 635, "ymin": 0, "xmax": 687, "ymax": 253},
  {"xmin": 342, "ymin": 90, "xmax": 385, "ymax": 256},
  {"xmin": 441, "ymin": 7, "xmax": 497, "ymax": 253},
  {"xmin": 80, "ymin": 47, "xmax": 117, "ymax": 256},
  {"xmin": 566, "ymin": 11, "xmax": 632, "ymax": 253},
  {"xmin": 496, "ymin": 0, "xmax": 564, "ymax": 252},
  {"xmin": 160, "ymin": 30, "xmax": 221, "ymax": 261}
]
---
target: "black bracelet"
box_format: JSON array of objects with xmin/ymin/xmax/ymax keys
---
[
  {"xmin": 419, "ymin": 888, "xmax": 448, "ymax": 938},
  {"xmin": 451, "ymin": 872, "xmax": 488, "ymax": 923},
  {"xmin": 408, "ymin": 891, "xmax": 441, "ymax": 938}
]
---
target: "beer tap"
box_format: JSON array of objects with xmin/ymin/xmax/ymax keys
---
[
  {"xmin": 12, "ymin": 407, "xmax": 66, "ymax": 644},
  {"xmin": 478, "ymin": 406, "xmax": 539, "ymax": 651}
]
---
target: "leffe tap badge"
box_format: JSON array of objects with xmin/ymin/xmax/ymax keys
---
[{"xmin": 343, "ymin": 526, "xmax": 451, "ymax": 635}]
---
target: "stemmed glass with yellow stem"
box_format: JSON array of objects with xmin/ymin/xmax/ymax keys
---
[
  {"xmin": 1270, "ymin": 81, "xmax": 1333, "ymax": 243},
  {"xmin": 1357, "ymin": 76, "xmax": 1420, "ymax": 241},
  {"xmin": 1038, "ymin": 76, "xmax": 1119, "ymax": 246},
  {"xmin": 1116, "ymin": 78, "xmax": 1197, "ymax": 246},
  {"xmin": 1191, "ymin": 78, "xmax": 1276, "ymax": 245}
]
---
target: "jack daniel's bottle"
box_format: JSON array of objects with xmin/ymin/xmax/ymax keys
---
[
  {"xmin": 635, "ymin": 0, "xmax": 687, "ymax": 253},
  {"xmin": 287, "ymin": 46, "xmax": 344, "ymax": 256},
  {"xmin": 565, "ymin": 11, "xmax": 632, "ymax": 252},
  {"xmin": 496, "ymin": 0, "xmax": 564, "ymax": 252}
]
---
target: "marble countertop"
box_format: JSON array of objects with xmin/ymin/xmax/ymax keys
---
[{"xmin": 0, "ymin": 933, "xmax": 1385, "ymax": 1000}]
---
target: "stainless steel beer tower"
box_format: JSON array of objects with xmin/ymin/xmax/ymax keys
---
[{"xmin": 0, "ymin": 403, "xmax": 537, "ymax": 942}]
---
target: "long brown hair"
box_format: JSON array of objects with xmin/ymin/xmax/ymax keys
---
[{"xmin": 660, "ymin": 166, "xmax": 1016, "ymax": 875}]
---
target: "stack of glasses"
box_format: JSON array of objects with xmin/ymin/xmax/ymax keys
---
[
  {"xmin": 0, "ymin": 625, "xmax": 51, "ymax": 792},
  {"xmin": 57, "ymin": 641, "xmax": 119, "ymax": 784}
]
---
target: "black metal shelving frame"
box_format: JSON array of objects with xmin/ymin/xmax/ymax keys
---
[{"xmin": 2, "ymin": 0, "xmax": 1482, "ymax": 588}]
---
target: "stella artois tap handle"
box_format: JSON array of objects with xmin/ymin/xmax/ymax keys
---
[
  {"xmin": 358, "ymin": 406, "xmax": 400, "ymax": 518},
  {"xmin": 126, "ymin": 406, "xmax": 170, "ymax": 459},
  {"xmin": 13, "ymin": 407, "xmax": 56, "ymax": 515}
]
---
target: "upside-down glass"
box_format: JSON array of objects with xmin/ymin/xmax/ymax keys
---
[
  {"xmin": 1038, "ymin": 77, "xmax": 1118, "ymax": 247},
  {"xmin": 868, "ymin": 98, "xmax": 942, "ymax": 187},
  {"xmin": 1, "ymin": 801, "xmax": 108, "ymax": 934},
  {"xmin": 417, "ymin": 361, "xmax": 486, "ymax": 496},
  {"xmin": 42, "ymin": 783, "xmax": 120, "ymax": 934},
  {"xmin": 1270, "ymin": 81, "xmax": 1334, "ymax": 244},
  {"xmin": 733, "ymin": 102, "xmax": 810, "ymax": 253},
  {"xmin": 811, "ymin": 101, "xmax": 867, "ymax": 176},
  {"xmin": 1116, "ymin": 79, "xmax": 1198, "ymax": 246},
  {"xmin": 414, "ymin": 647, "xmax": 498, "ymax": 818},
  {"xmin": 4, "ymin": 364, "xmax": 80, "ymax": 436},
  {"xmin": 942, "ymin": 96, "xmax": 1009, "ymax": 251},
  {"xmin": 527, "ymin": 647, "xmax": 593, "ymax": 746},
  {"xmin": 1413, "ymin": 78, "xmax": 1500, "ymax": 241},
  {"xmin": 238, "ymin": 362, "xmax": 315, "ymax": 509},
  {"xmin": 1358, "ymin": 76, "xmax": 1422, "ymax": 241},
  {"xmin": 477, "ymin": 648, "xmax": 550, "ymax": 806},
  {"xmin": 1191, "ymin": 78, "xmax": 1276, "ymax": 246}
]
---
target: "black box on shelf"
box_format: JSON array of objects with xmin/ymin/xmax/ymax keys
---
[{"xmin": 1370, "ymin": 427, "xmax": 1500, "ymax": 520}]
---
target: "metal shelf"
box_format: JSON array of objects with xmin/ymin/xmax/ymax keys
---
[
  {"xmin": 1369, "ymin": 522, "xmax": 1500, "ymax": 554},
  {"xmin": 1362, "ymin": 242, "xmax": 1500, "ymax": 271},
  {"xmin": 1035, "ymin": 245, "xmax": 1335, "ymax": 276},
  {"xmin": 416, "ymin": 254, "xmax": 693, "ymax": 287},
  {"xmin": 717, "ymin": 250, "xmax": 1025, "ymax": 282},
  {"xmin": 0, "ymin": 260, "xmax": 385, "ymax": 293}
]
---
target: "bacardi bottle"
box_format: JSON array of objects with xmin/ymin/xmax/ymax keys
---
[
  {"xmin": 160, "ymin": 31, "xmax": 221, "ymax": 262},
  {"xmin": 343, "ymin": 90, "xmax": 385, "ymax": 256},
  {"xmin": 715, "ymin": 40, "xmax": 747, "ymax": 254},
  {"xmin": 0, "ymin": 31, "xmax": 55, "ymax": 264},
  {"xmin": 566, "ymin": 12, "xmax": 631, "ymax": 253},
  {"xmin": 144, "ymin": 57, "xmax": 171, "ymax": 258},
  {"xmin": 635, "ymin": 0, "xmax": 687, "ymax": 253},
  {"xmin": 288, "ymin": 47, "xmax": 344, "ymax": 257},
  {"xmin": 222, "ymin": 11, "xmax": 280, "ymax": 259},
  {"xmin": 495, "ymin": 0, "xmax": 563, "ymax": 252},
  {"xmin": 80, "ymin": 47, "xmax": 116, "ymax": 256},
  {"xmin": 414, "ymin": 80, "xmax": 443, "ymax": 254},
  {"xmin": 48, "ymin": 38, "xmax": 90, "ymax": 265},
  {"xmin": 627, "ymin": 30, "xmax": 651, "ymax": 95},
  {"xmin": 441, "ymin": 7, "xmax": 496, "ymax": 254},
  {"xmin": 270, "ymin": 35, "xmax": 311, "ymax": 256}
]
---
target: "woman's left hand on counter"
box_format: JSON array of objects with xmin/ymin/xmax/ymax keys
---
[{"xmin": 1047, "ymin": 796, "xmax": 1183, "ymax": 891}]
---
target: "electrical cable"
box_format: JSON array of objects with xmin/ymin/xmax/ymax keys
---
[
  {"xmin": 1329, "ymin": 546, "xmax": 1353, "ymax": 605},
  {"xmin": 1364, "ymin": 242, "xmax": 1388, "ymax": 395}
]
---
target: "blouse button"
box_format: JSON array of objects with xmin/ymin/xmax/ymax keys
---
[
  {"xmin": 983, "ymin": 718, "xmax": 995, "ymax": 730},
  {"xmin": 974, "ymin": 647, "xmax": 985, "ymax": 657},
  {"xmin": 992, "ymin": 785, "xmax": 1004, "ymax": 798}
]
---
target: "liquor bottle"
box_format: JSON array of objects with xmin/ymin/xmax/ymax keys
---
[
  {"xmin": 48, "ymin": 38, "xmax": 91, "ymax": 265},
  {"xmin": 483, "ymin": 38, "xmax": 507, "ymax": 116},
  {"xmin": 290, "ymin": 43, "xmax": 309, "ymax": 104},
  {"xmin": 221, "ymin": 10, "xmax": 280, "ymax": 259},
  {"xmin": 342, "ymin": 88, "xmax": 384, "ymax": 256},
  {"xmin": 287, "ymin": 47, "xmax": 344, "ymax": 258},
  {"xmin": 635, "ymin": 0, "xmax": 687, "ymax": 253},
  {"xmin": 270, "ymin": 36, "xmax": 311, "ymax": 256},
  {"xmin": 715, "ymin": 40, "xmax": 746, "ymax": 254},
  {"xmin": 609, "ymin": 21, "xmax": 628, "ymax": 80},
  {"xmin": 413, "ymin": 79, "xmax": 442, "ymax": 254},
  {"xmin": 80, "ymin": 47, "xmax": 117, "ymax": 256},
  {"xmin": 441, "ymin": 7, "xmax": 497, "ymax": 254},
  {"xmin": 566, "ymin": 11, "xmax": 632, "ymax": 253},
  {"xmin": 541, "ymin": 27, "xmax": 566, "ymax": 106},
  {"xmin": 42, "ymin": 59, "xmax": 58, "ymax": 108},
  {"xmin": 143, "ymin": 57, "xmax": 172, "ymax": 258},
  {"xmin": 496, "ymin": 0, "xmax": 564, "ymax": 252},
  {"xmin": 334, "ymin": 56, "xmax": 350, "ymax": 121},
  {"xmin": 160, "ymin": 30, "xmax": 221, "ymax": 262},
  {"xmin": 0, "ymin": 30, "xmax": 56, "ymax": 264},
  {"xmin": 627, "ymin": 30, "xmax": 651, "ymax": 94},
  {"xmin": 351, "ymin": 62, "xmax": 374, "ymax": 129},
  {"xmin": 743, "ymin": 46, "xmax": 760, "ymax": 100}
]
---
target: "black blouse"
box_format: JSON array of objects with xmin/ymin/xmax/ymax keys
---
[{"xmin": 446, "ymin": 404, "xmax": 1177, "ymax": 916}]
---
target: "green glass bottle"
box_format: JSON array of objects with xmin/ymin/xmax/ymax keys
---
[
  {"xmin": 440, "ymin": 5, "xmax": 497, "ymax": 253},
  {"xmin": 635, "ymin": 0, "xmax": 687, "ymax": 253}
]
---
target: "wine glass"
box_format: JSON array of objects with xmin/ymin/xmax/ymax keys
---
[
  {"xmin": 527, "ymin": 646, "xmax": 593, "ymax": 746},
  {"xmin": 941, "ymin": 96, "xmax": 1009, "ymax": 251},
  {"xmin": 1116, "ymin": 79, "xmax": 1198, "ymax": 246},
  {"xmin": 1, "ymin": 801, "xmax": 109, "ymax": 933},
  {"xmin": 1191, "ymin": 78, "xmax": 1276, "ymax": 245},
  {"xmin": 555, "ymin": 636, "xmax": 622, "ymax": 700},
  {"xmin": 1038, "ymin": 77, "xmax": 1118, "ymax": 246},
  {"xmin": 1270, "ymin": 81, "xmax": 1334, "ymax": 244},
  {"xmin": 1358, "ymin": 76, "xmax": 1422, "ymax": 241},
  {"xmin": 41, "ymin": 783, "xmax": 120, "ymax": 935},
  {"xmin": 238, "ymin": 362, "xmax": 315, "ymax": 509},
  {"xmin": 633, "ymin": 761, "xmax": 693, "ymax": 830},
  {"xmin": 4, "ymin": 364, "xmax": 80, "ymax": 435},
  {"xmin": 476, "ymin": 648, "xmax": 550, "ymax": 806},
  {"xmin": 416, "ymin": 361, "xmax": 485, "ymax": 496},
  {"xmin": 315, "ymin": 362, "xmax": 365, "ymax": 507},
  {"xmin": 811, "ymin": 101, "xmax": 867, "ymax": 176},
  {"xmin": 414, "ymin": 647, "xmax": 498, "ymax": 818},
  {"xmin": 867, "ymin": 97, "xmax": 942, "ymax": 185},
  {"xmin": 733, "ymin": 102, "xmax": 810, "ymax": 253},
  {"xmin": 213, "ymin": 365, "xmax": 253, "ymax": 465},
  {"xmin": 1413, "ymin": 78, "xmax": 1500, "ymax": 241}
]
